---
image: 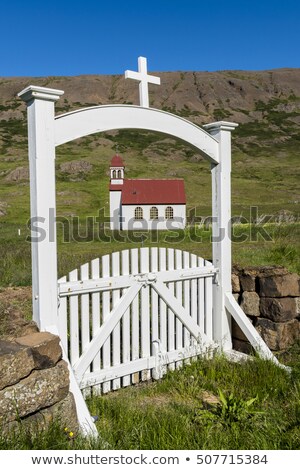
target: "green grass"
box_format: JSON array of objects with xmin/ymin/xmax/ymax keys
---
[
  {"xmin": 0, "ymin": 223, "xmax": 299, "ymax": 287},
  {"xmin": 1, "ymin": 351, "xmax": 300, "ymax": 449}
]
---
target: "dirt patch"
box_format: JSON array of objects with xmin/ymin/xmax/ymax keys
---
[
  {"xmin": 0, "ymin": 287, "xmax": 36, "ymax": 339},
  {"xmin": 59, "ymin": 160, "xmax": 93, "ymax": 176},
  {"xmin": 5, "ymin": 166, "xmax": 29, "ymax": 182},
  {"xmin": 138, "ymin": 394, "xmax": 173, "ymax": 408}
]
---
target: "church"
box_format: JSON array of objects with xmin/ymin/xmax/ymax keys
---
[{"xmin": 109, "ymin": 154, "xmax": 186, "ymax": 230}]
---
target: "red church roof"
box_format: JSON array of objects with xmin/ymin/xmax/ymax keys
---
[
  {"xmin": 121, "ymin": 179, "xmax": 186, "ymax": 205},
  {"xmin": 110, "ymin": 155, "xmax": 125, "ymax": 167}
]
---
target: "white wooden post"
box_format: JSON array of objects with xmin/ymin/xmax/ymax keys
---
[
  {"xmin": 18, "ymin": 86, "xmax": 64, "ymax": 331},
  {"xmin": 204, "ymin": 121, "xmax": 238, "ymax": 350}
]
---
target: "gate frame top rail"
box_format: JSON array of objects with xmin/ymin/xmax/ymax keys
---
[{"xmin": 58, "ymin": 265, "xmax": 219, "ymax": 297}]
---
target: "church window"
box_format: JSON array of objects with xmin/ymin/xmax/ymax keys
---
[
  {"xmin": 150, "ymin": 206, "xmax": 158, "ymax": 219},
  {"xmin": 165, "ymin": 206, "xmax": 174, "ymax": 220},
  {"xmin": 134, "ymin": 207, "xmax": 143, "ymax": 220},
  {"xmin": 112, "ymin": 169, "xmax": 116, "ymax": 178},
  {"xmin": 117, "ymin": 169, "xmax": 122, "ymax": 178}
]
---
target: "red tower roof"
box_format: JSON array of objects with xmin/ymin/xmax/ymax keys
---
[
  {"xmin": 110, "ymin": 155, "xmax": 125, "ymax": 167},
  {"xmin": 121, "ymin": 179, "xmax": 186, "ymax": 205}
]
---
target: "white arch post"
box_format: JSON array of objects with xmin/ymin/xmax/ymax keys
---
[
  {"xmin": 205, "ymin": 122, "xmax": 238, "ymax": 350},
  {"xmin": 18, "ymin": 86, "xmax": 63, "ymax": 331}
]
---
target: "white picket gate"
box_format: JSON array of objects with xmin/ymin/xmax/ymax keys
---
[{"xmin": 58, "ymin": 247, "xmax": 218, "ymax": 394}]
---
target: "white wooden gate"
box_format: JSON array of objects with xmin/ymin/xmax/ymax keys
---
[{"xmin": 58, "ymin": 247, "xmax": 218, "ymax": 394}]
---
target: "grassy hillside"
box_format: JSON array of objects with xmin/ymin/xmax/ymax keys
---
[{"xmin": 0, "ymin": 69, "xmax": 299, "ymax": 285}]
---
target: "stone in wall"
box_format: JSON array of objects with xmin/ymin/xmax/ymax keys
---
[
  {"xmin": 232, "ymin": 338, "xmax": 253, "ymax": 355},
  {"xmin": 239, "ymin": 268, "xmax": 258, "ymax": 292},
  {"xmin": 259, "ymin": 272, "xmax": 300, "ymax": 298},
  {"xmin": 0, "ymin": 341, "xmax": 35, "ymax": 390},
  {"xmin": 260, "ymin": 297, "xmax": 298, "ymax": 323},
  {"xmin": 0, "ymin": 360, "xmax": 70, "ymax": 424},
  {"xmin": 0, "ymin": 332, "xmax": 78, "ymax": 435},
  {"xmin": 240, "ymin": 291, "xmax": 260, "ymax": 316},
  {"xmin": 8, "ymin": 392, "xmax": 78, "ymax": 435},
  {"xmin": 231, "ymin": 274, "xmax": 240, "ymax": 293},
  {"xmin": 232, "ymin": 265, "xmax": 300, "ymax": 353},
  {"xmin": 255, "ymin": 318, "xmax": 300, "ymax": 350},
  {"xmin": 15, "ymin": 332, "xmax": 62, "ymax": 369}
]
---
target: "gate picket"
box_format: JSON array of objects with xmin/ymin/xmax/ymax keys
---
[
  {"xmin": 167, "ymin": 248, "xmax": 175, "ymax": 371},
  {"xmin": 112, "ymin": 252, "xmax": 121, "ymax": 390},
  {"xmin": 131, "ymin": 248, "xmax": 140, "ymax": 384},
  {"xmin": 183, "ymin": 251, "xmax": 190, "ymax": 352},
  {"xmin": 69, "ymin": 268, "xmax": 79, "ymax": 367},
  {"xmin": 102, "ymin": 254, "xmax": 111, "ymax": 393},
  {"xmin": 205, "ymin": 260, "xmax": 213, "ymax": 340},
  {"xmin": 197, "ymin": 256, "xmax": 205, "ymax": 334},
  {"xmin": 159, "ymin": 248, "xmax": 167, "ymax": 355},
  {"xmin": 121, "ymin": 250, "xmax": 131, "ymax": 387},
  {"xmin": 91, "ymin": 258, "xmax": 101, "ymax": 394},
  {"xmin": 150, "ymin": 247, "xmax": 159, "ymax": 355},
  {"xmin": 175, "ymin": 250, "xmax": 183, "ymax": 369},
  {"xmin": 80, "ymin": 263, "xmax": 90, "ymax": 397},
  {"xmin": 191, "ymin": 254, "xmax": 198, "ymax": 356},
  {"xmin": 58, "ymin": 275, "xmax": 68, "ymax": 356},
  {"xmin": 140, "ymin": 247, "xmax": 151, "ymax": 381}
]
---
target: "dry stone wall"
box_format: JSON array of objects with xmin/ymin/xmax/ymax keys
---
[
  {"xmin": 0, "ymin": 331, "xmax": 78, "ymax": 434},
  {"xmin": 232, "ymin": 266, "xmax": 300, "ymax": 352}
]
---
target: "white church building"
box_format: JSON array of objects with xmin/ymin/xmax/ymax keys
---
[{"xmin": 109, "ymin": 155, "xmax": 186, "ymax": 230}]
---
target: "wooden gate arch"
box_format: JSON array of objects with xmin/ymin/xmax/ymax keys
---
[{"xmin": 18, "ymin": 84, "xmax": 280, "ymax": 436}]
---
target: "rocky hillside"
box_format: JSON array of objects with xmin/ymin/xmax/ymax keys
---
[{"xmin": 0, "ymin": 68, "xmax": 299, "ymax": 221}]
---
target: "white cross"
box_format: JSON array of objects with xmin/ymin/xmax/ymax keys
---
[{"xmin": 125, "ymin": 56, "xmax": 160, "ymax": 108}]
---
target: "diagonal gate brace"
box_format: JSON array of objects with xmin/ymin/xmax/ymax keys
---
[{"xmin": 74, "ymin": 282, "xmax": 142, "ymax": 382}]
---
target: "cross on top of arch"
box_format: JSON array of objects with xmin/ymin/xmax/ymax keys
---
[{"xmin": 125, "ymin": 56, "xmax": 160, "ymax": 108}]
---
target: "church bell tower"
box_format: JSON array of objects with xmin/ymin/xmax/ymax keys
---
[
  {"xmin": 109, "ymin": 154, "xmax": 125, "ymax": 230},
  {"xmin": 110, "ymin": 154, "xmax": 125, "ymax": 185}
]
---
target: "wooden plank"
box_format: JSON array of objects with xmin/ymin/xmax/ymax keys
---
[
  {"xmin": 159, "ymin": 247, "xmax": 167, "ymax": 354},
  {"xmin": 140, "ymin": 247, "xmax": 151, "ymax": 381},
  {"xmin": 205, "ymin": 259, "xmax": 213, "ymax": 340},
  {"xmin": 91, "ymin": 258, "xmax": 101, "ymax": 395},
  {"xmin": 190, "ymin": 254, "xmax": 198, "ymax": 355},
  {"xmin": 80, "ymin": 263, "xmax": 90, "ymax": 356},
  {"xmin": 69, "ymin": 269, "xmax": 79, "ymax": 367},
  {"xmin": 183, "ymin": 251, "xmax": 190, "ymax": 350},
  {"xmin": 58, "ymin": 276, "xmax": 68, "ymax": 357},
  {"xmin": 112, "ymin": 251, "xmax": 121, "ymax": 390},
  {"xmin": 131, "ymin": 248, "xmax": 140, "ymax": 384},
  {"xmin": 59, "ymin": 275, "xmax": 131, "ymax": 295},
  {"xmin": 150, "ymin": 248, "xmax": 159, "ymax": 350},
  {"xmin": 197, "ymin": 257, "xmax": 205, "ymax": 334},
  {"xmin": 175, "ymin": 250, "xmax": 183, "ymax": 368},
  {"xmin": 121, "ymin": 250, "xmax": 131, "ymax": 387},
  {"xmin": 80, "ymin": 263, "xmax": 90, "ymax": 398},
  {"xmin": 167, "ymin": 248, "xmax": 175, "ymax": 370},
  {"xmin": 74, "ymin": 282, "xmax": 142, "ymax": 382},
  {"xmin": 80, "ymin": 356, "xmax": 156, "ymax": 389},
  {"xmin": 58, "ymin": 266, "xmax": 217, "ymax": 297},
  {"xmin": 101, "ymin": 254, "xmax": 111, "ymax": 393}
]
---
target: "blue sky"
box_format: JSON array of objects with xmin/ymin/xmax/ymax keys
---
[{"xmin": 0, "ymin": 0, "xmax": 299, "ymax": 76}]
